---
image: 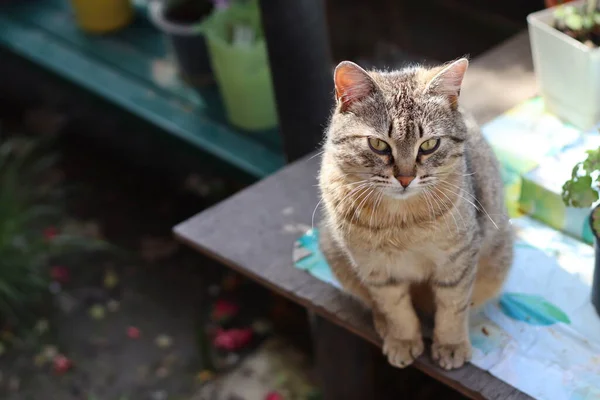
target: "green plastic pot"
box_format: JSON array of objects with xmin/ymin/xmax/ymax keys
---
[{"xmin": 203, "ymin": 1, "xmax": 278, "ymax": 131}]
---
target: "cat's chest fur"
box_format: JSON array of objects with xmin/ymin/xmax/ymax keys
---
[{"xmin": 341, "ymin": 222, "xmax": 455, "ymax": 282}]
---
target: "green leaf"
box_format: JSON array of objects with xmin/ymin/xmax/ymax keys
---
[
  {"xmin": 562, "ymin": 153, "xmax": 600, "ymax": 208},
  {"xmin": 566, "ymin": 13, "xmax": 583, "ymax": 30},
  {"xmin": 564, "ymin": 5, "xmax": 577, "ymax": 16},
  {"xmin": 569, "ymin": 176, "xmax": 599, "ymax": 207}
]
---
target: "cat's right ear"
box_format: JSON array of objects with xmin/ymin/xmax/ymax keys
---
[{"xmin": 334, "ymin": 61, "xmax": 376, "ymax": 113}]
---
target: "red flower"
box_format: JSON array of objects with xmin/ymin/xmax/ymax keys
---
[
  {"xmin": 53, "ymin": 354, "xmax": 73, "ymax": 375},
  {"xmin": 265, "ymin": 391, "xmax": 284, "ymax": 400},
  {"xmin": 211, "ymin": 299, "xmax": 240, "ymax": 322},
  {"xmin": 43, "ymin": 227, "xmax": 58, "ymax": 241},
  {"xmin": 127, "ymin": 326, "xmax": 141, "ymax": 339},
  {"xmin": 50, "ymin": 266, "xmax": 70, "ymax": 284},
  {"xmin": 213, "ymin": 327, "xmax": 253, "ymax": 351}
]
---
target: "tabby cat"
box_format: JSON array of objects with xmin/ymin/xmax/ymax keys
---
[{"xmin": 318, "ymin": 58, "xmax": 513, "ymax": 370}]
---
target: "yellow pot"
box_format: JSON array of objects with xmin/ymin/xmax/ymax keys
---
[{"xmin": 70, "ymin": 0, "xmax": 134, "ymax": 34}]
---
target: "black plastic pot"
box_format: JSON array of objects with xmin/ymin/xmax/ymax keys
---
[
  {"xmin": 590, "ymin": 205, "xmax": 600, "ymax": 315},
  {"xmin": 149, "ymin": 0, "xmax": 214, "ymax": 86}
]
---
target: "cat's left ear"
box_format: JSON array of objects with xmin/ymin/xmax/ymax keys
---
[
  {"xmin": 425, "ymin": 58, "xmax": 469, "ymax": 110},
  {"xmin": 334, "ymin": 61, "xmax": 377, "ymax": 113}
]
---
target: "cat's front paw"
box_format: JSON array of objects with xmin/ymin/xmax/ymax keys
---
[
  {"xmin": 373, "ymin": 310, "xmax": 388, "ymax": 338},
  {"xmin": 431, "ymin": 340, "xmax": 472, "ymax": 370},
  {"xmin": 382, "ymin": 336, "xmax": 424, "ymax": 368}
]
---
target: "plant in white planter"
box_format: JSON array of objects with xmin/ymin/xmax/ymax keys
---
[{"xmin": 528, "ymin": 0, "xmax": 600, "ymax": 130}]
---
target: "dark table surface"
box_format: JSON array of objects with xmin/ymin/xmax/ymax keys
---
[{"xmin": 174, "ymin": 32, "xmax": 536, "ymax": 400}]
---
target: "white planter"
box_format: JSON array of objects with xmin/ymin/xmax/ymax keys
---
[{"xmin": 528, "ymin": 2, "xmax": 600, "ymax": 130}]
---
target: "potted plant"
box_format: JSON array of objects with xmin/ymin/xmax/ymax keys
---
[
  {"xmin": 562, "ymin": 146, "xmax": 600, "ymax": 314},
  {"xmin": 70, "ymin": 0, "xmax": 134, "ymax": 34},
  {"xmin": 150, "ymin": 0, "xmax": 218, "ymax": 87},
  {"xmin": 202, "ymin": 0, "xmax": 278, "ymax": 131},
  {"xmin": 528, "ymin": 0, "xmax": 600, "ymax": 130}
]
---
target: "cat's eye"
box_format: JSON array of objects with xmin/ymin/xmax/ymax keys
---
[
  {"xmin": 368, "ymin": 138, "xmax": 390, "ymax": 154},
  {"xmin": 419, "ymin": 138, "xmax": 440, "ymax": 155}
]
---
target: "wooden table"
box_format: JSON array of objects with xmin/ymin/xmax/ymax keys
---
[{"xmin": 174, "ymin": 32, "xmax": 537, "ymax": 400}]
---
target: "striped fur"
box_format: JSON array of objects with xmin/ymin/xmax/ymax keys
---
[{"xmin": 318, "ymin": 59, "xmax": 513, "ymax": 370}]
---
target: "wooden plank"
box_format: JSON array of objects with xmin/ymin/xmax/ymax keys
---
[
  {"xmin": 0, "ymin": 15, "xmax": 284, "ymax": 178},
  {"xmin": 174, "ymin": 33, "xmax": 536, "ymax": 399},
  {"xmin": 311, "ymin": 314, "xmax": 382, "ymax": 400}
]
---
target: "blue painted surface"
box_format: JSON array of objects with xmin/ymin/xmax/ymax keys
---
[
  {"xmin": 295, "ymin": 229, "xmax": 341, "ymax": 288},
  {"xmin": 295, "ymin": 229, "xmax": 572, "ymax": 327},
  {"xmin": 470, "ymin": 332, "xmax": 497, "ymax": 354},
  {"xmin": 499, "ymin": 292, "xmax": 571, "ymax": 326}
]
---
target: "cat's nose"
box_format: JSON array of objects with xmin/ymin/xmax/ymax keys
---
[{"xmin": 396, "ymin": 175, "xmax": 415, "ymax": 188}]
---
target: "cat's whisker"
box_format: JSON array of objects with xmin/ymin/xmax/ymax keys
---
[
  {"xmin": 325, "ymin": 179, "xmax": 371, "ymax": 191},
  {"xmin": 320, "ymin": 182, "xmax": 371, "ymax": 235},
  {"xmin": 307, "ymin": 150, "xmax": 325, "ymax": 161},
  {"xmin": 435, "ymin": 189, "xmax": 461, "ymax": 234},
  {"xmin": 433, "ymin": 186, "xmax": 467, "ymax": 232},
  {"xmin": 353, "ymin": 188, "xmax": 375, "ymax": 223},
  {"xmin": 337, "ymin": 183, "xmax": 372, "ymax": 230},
  {"xmin": 441, "ymin": 180, "xmax": 506, "ymax": 223},
  {"xmin": 430, "ymin": 170, "xmax": 476, "ymax": 179},
  {"xmin": 369, "ymin": 190, "xmax": 384, "ymax": 233},
  {"xmin": 437, "ymin": 181, "xmax": 500, "ymax": 230},
  {"xmin": 423, "ymin": 186, "xmax": 451, "ymax": 234},
  {"xmin": 311, "ymin": 198, "xmax": 324, "ymax": 231},
  {"xmin": 427, "ymin": 186, "xmax": 456, "ymax": 234},
  {"xmin": 346, "ymin": 182, "xmax": 372, "ymax": 198},
  {"xmin": 341, "ymin": 179, "xmax": 371, "ymax": 188},
  {"xmin": 439, "ymin": 179, "xmax": 504, "ymax": 223},
  {"xmin": 367, "ymin": 191, "xmax": 379, "ymax": 240},
  {"xmin": 352, "ymin": 186, "xmax": 376, "ymax": 220},
  {"xmin": 333, "ymin": 183, "xmax": 371, "ymax": 218},
  {"xmin": 421, "ymin": 188, "xmax": 441, "ymax": 233}
]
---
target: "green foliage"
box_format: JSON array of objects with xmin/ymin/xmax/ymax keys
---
[
  {"xmin": 554, "ymin": 1, "xmax": 600, "ymax": 32},
  {"xmin": 0, "ymin": 136, "xmax": 108, "ymax": 329},
  {"xmin": 562, "ymin": 146, "xmax": 600, "ymax": 234}
]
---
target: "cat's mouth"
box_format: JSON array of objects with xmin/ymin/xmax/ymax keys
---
[{"xmin": 383, "ymin": 185, "xmax": 421, "ymax": 200}]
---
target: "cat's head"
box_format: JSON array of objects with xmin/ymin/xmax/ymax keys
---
[{"xmin": 323, "ymin": 59, "xmax": 469, "ymax": 200}]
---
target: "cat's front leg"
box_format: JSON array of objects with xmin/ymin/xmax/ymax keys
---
[
  {"xmin": 431, "ymin": 258, "xmax": 476, "ymax": 370},
  {"xmin": 367, "ymin": 281, "xmax": 424, "ymax": 368}
]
